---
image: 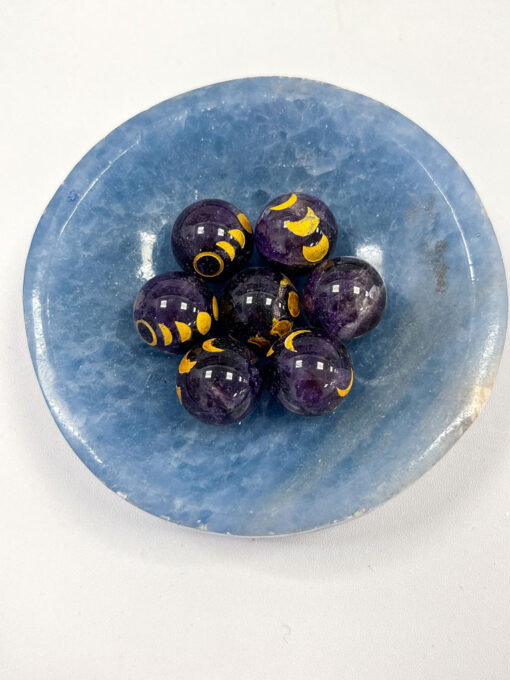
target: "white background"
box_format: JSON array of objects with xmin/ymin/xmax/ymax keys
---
[{"xmin": 1, "ymin": 1, "xmax": 509, "ymax": 678}]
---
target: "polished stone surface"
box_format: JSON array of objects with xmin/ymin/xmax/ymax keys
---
[
  {"xmin": 255, "ymin": 192, "xmax": 337, "ymax": 274},
  {"xmin": 303, "ymin": 257, "xmax": 386, "ymax": 340},
  {"xmin": 172, "ymin": 199, "xmax": 253, "ymax": 281},
  {"xmin": 266, "ymin": 330, "xmax": 353, "ymax": 416},
  {"xmin": 221, "ymin": 267, "xmax": 300, "ymax": 353},
  {"xmin": 176, "ymin": 337, "xmax": 262, "ymax": 425},
  {"xmin": 133, "ymin": 271, "xmax": 217, "ymax": 354},
  {"xmin": 24, "ymin": 77, "xmax": 507, "ymax": 535}
]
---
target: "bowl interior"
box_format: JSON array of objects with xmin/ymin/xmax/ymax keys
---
[{"xmin": 24, "ymin": 78, "xmax": 507, "ymax": 535}]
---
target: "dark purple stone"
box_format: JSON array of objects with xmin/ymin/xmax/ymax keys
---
[
  {"xmin": 176, "ymin": 337, "xmax": 263, "ymax": 425},
  {"xmin": 254, "ymin": 192, "xmax": 337, "ymax": 274},
  {"xmin": 133, "ymin": 272, "xmax": 218, "ymax": 354},
  {"xmin": 171, "ymin": 199, "xmax": 253, "ymax": 281},
  {"xmin": 220, "ymin": 268, "xmax": 301, "ymax": 353},
  {"xmin": 303, "ymin": 257, "xmax": 386, "ymax": 340},
  {"xmin": 266, "ymin": 330, "xmax": 353, "ymax": 416}
]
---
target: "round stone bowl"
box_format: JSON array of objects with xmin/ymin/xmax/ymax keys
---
[{"xmin": 23, "ymin": 77, "xmax": 507, "ymax": 536}]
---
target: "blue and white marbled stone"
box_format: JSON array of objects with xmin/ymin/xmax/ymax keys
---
[{"xmin": 24, "ymin": 77, "xmax": 507, "ymax": 535}]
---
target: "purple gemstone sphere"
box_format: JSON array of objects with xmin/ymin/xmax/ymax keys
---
[
  {"xmin": 254, "ymin": 192, "xmax": 337, "ymax": 274},
  {"xmin": 266, "ymin": 330, "xmax": 353, "ymax": 416},
  {"xmin": 176, "ymin": 337, "xmax": 263, "ymax": 425},
  {"xmin": 133, "ymin": 272, "xmax": 218, "ymax": 354},
  {"xmin": 303, "ymin": 257, "xmax": 386, "ymax": 340},
  {"xmin": 171, "ymin": 199, "xmax": 253, "ymax": 281},
  {"xmin": 221, "ymin": 268, "xmax": 301, "ymax": 353}
]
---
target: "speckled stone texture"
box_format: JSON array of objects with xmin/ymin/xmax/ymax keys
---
[{"xmin": 24, "ymin": 78, "xmax": 507, "ymax": 535}]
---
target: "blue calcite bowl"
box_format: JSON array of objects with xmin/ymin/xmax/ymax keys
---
[{"xmin": 23, "ymin": 78, "xmax": 507, "ymax": 536}]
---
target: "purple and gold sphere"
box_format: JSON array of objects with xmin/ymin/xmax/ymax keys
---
[
  {"xmin": 303, "ymin": 257, "xmax": 386, "ymax": 340},
  {"xmin": 254, "ymin": 192, "xmax": 337, "ymax": 274},
  {"xmin": 176, "ymin": 337, "xmax": 263, "ymax": 425},
  {"xmin": 171, "ymin": 199, "xmax": 253, "ymax": 281},
  {"xmin": 221, "ymin": 267, "xmax": 301, "ymax": 353},
  {"xmin": 266, "ymin": 330, "xmax": 354, "ymax": 416},
  {"xmin": 133, "ymin": 272, "xmax": 218, "ymax": 354}
]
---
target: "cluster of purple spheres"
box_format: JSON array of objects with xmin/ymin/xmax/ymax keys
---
[{"xmin": 133, "ymin": 193, "xmax": 386, "ymax": 425}]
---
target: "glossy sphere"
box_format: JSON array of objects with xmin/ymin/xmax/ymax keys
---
[
  {"xmin": 221, "ymin": 268, "xmax": 301, "ymax": 353},
  {"xmin": 133, "ymin": 272, "xmax": 218, "ymax": 354},
  {"xmin": 176, "ymin": 337, "xmax": 263, "ymax": 425},
  {"xmin": 266, "ymin": 330, "xmax": 354, "ymax": 416},
  {"xmin": 303, "ymin": 257, "xmax": 386, "ymax": 340},
  {"xmin": 171, "ymin": 199, "xmax": 253, "ymax": 281},
  {"xmin": 255, "ymin": 192, "xmax": 337, "ymax": 274}
]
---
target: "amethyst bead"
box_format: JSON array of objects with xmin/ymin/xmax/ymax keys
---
[
  {"xmin": 266, "ymin": 330, "xmax": 353, "ymax": 416},
  {"xmin": 171, "ymin": 199, "xmax": 253, "ymax": 281},
  {"xmin": 176, "ymin": 337, "xmax": 263, "ymax": 425},
  {"xmin": 221, "ymin": 268, "xmax": 301, "ymax": 353},
  {"xmin": 303, "ymin": 257, "xmax": 386, "ymax": 340},
  {"xmin": 254, "ymin": 192, "xmax": 337, "ymax": 274},
  {"xmin": 133, "ymin": 272, "xmax": 218, "ymax": 354}
]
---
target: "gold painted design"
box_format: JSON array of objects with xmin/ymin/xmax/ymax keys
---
[
  {"xmin": 179, "ymin": 352, "xmax": 197, "ymax": 374},
  {"xmin": 228, "ymin": 228, "xmax": 245, "ymax": 248},
  {"xmin": 288, "ymin": 291, "xmax": 300, "ymax": 318},
  {"xmin": 176, "ymin": 385, "xmax": 182, "ymax": 404},
  {"xmin": 337, "ymin": 368, "xmax": 354, "ymax": 397},
  {"xmin": 135, "ymin": 319, "xmax": 157, "ymax": 346},
  {"xmin": 237, "ymin": 213, "xmax": 252, "ymax": 233},
  {"xmin": 196, "ymin": 311, "xmax": 212, "ymax": 335},
  {"xmin": 157, "ymin": 323, "xmax": 173, "ymax": 346},
  {"xmin": 270, "ymin": 193, "xmax": 297, "ymax": 211},
  {"xmin": 271, "ymin": 318, "xmax": 292, "ymax": 338},
  {"xmin": 248, "ymin": 335, "xmax": 270, "ymax": 350},
  {"xmin": 174, "ymin": 321, "xmax": 191, "ymax": 342},
  {"xmin": 193, "ymin": 251, "xmax": 225, "ymax": 277},
  {"xmin": 284, "ymin": 329, "xmax": 311, "ymax": 352},
  {"xmin": 266, "ymin": 345, "xmax": 275, "ymax": 357},
  {"xmin": 284, "ymin": 206, "xmax": 319, "ymax": 236},
  {"xmin": 212, "ymin": 296, "xmax": 219, "ymax": 321},
  {"xmin": 216, "ymin": 241, "xmax": 236, "ymax": 261},
  {"xmin": 279, "ymin": 276, "xmax": 295, "ymax": 288},
  {"xmin": 302, "ymin": 234, "xmax": 329, "ymax": 263},
  {"xmin": 202, "ymin": 338, "xmax": 224, "ymax": 353}
]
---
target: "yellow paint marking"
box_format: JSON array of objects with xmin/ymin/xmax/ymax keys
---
[
  {"xmin": 193, "ymin": 251, "xmax": 225, "ymax": 277},
  {"xmin": 279, "ymin": 275, "xmax": 295, "ymax": 288},
  {"xmin": 271, "ymin": 318, "xmax": 292, "ymax": 338},
  {"xmin": 202, "ymin": 338, "xmax": 224, "ymax": 352},
  {"xmin": 179, "ymin": 352, "xmax": 197, "ymax": 374},
  {"xmin": 288, "ymin": 291, "xmax": 300, "ymax": 318},
  {"xmin": 135, "ymin": 319, "xmax": 157, "ymax": 346},
  {"xmin": 337, "ymin": 368, "xmax": 354, "ymax": 397},
  {"xmin": 302, "ymin": 234, "xmax": 329, "ymax": 263},
  {"xmin": 270, "ymin": 193, "xmax": 297, "ymax": 211},
  {"xmin": 247, "ymin": 335, "xmax": 270, "ymax": 349},
  {"xmin": 158, "ymin": 323, "xmax": 173, "ymax": 346},
  {"xmin": 174, "ymin": 321, "xmax": 191, "ymax": 342},
  {"xmin": 284, "ymin": 329, "xmax": 311, "ymax": 352},
  {"xmin": 285, "ymin": 206, "xmax": 319, "ymax": 236},
  {"xmin": 237, "ymin": 213, "xmax": 252, "ymax": 233},
  {"xmin": 196, "ymin": 311, "xmax": 212, "ymax": 335},
  {"xmin": 216, "ymin": 241, "xmax": 236, "ymax": 261},
  {"xmin": 228, "ymin": 229, "xmax": 246, "ymax": 248},
  {"xmin": 176, "ymin": 385, "xmax": 182, "ymax": 404},
  {"xmin": 212, "ymin": 296, "xmax": 219, "ymax": 321},
  {"xmin": 266, "ymin": 345, "xmax": 275, "ymax": 357}
]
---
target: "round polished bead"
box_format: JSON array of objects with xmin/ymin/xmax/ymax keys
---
[
  {"xmin": 133, "ymin": 272, "xmax": 218, "ymax": 354},
  {"xmin": 221, "ymin": 267, "xmax": 301, "ymax": 353},
  {"xmin": 254, "ymin": 192, "xmax": 337, "ymax": 274},
  {"xmin": 303, "ymin": 256, "xmax": 386, "ymax": 340},
  {"xmin": 176, "ymin": 337, "xmax": 262, "ymax": 425},
  {"xmin": 171, "ymin": 199, "xmax": 253, "ymax": 281},
  {"xmin": 265, "ymin": 330, "xmax": 353, "ymax": 416}
]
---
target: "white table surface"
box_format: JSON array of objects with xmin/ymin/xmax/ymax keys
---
[{"xmin": 1, "ymin": 1, "xmax": 509, "ymax": 678}]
